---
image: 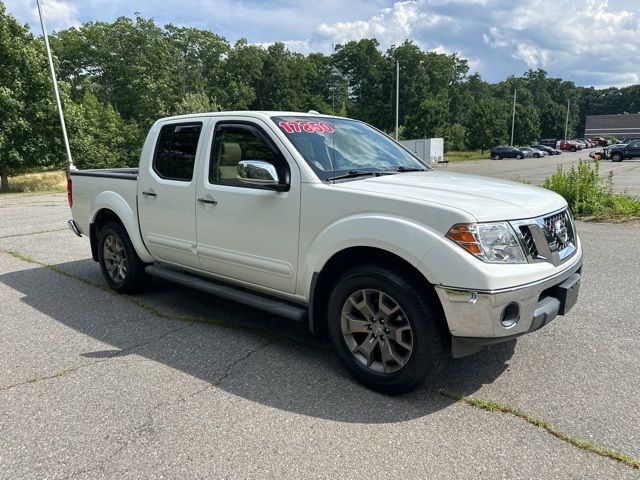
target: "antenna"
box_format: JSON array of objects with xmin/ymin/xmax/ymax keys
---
[{"xmin": 36, "ymin": 0, "xmax": 75, "ymax": 172}]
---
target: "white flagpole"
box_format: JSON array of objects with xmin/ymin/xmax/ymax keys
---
[
  {"xmin": 36, "ymin": 0, "xmax": 74, "ymax": 172},
  {"xmin": 395, "ymin": 60, "xmax": 399, "ymax": 140},
  {"xmin": 510, "ymin": 89, "xmax": 516, "ymax": 146}
]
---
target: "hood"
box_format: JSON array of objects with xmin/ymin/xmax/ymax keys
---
[{"xmin": 334, "ymin": 171, "xmax": 566, "ymax": 222}]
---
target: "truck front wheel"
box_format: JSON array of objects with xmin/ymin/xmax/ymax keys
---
[
  {"xmin": 327, "ymin": 264, "xmax": 447, "ymax": 394},
  {"xmin": 98, "ymin": 222, "xmax": 150, "ymax": 293}
]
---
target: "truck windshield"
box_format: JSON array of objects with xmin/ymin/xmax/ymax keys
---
[{"xmin": 271, "ymin": 116, "xmax": 430, "ymax": 181}]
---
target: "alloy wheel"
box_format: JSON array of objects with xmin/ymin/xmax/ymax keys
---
[
  {"xmin": 103, "ymin": 234, "xmax": 128, "ymax": 283},
  {"xmin": 341, "ymin": 289, "xmax": 414, "ymax": 374}
]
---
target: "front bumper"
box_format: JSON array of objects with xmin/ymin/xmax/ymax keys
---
[{"xmin": 435, "ymin": 250, "xmax": 583, "ymax": 358}]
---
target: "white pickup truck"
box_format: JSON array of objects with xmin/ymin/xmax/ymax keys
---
[{"xmin": 68, "ymin": 111, "xmax": 582, "ymax": 393}]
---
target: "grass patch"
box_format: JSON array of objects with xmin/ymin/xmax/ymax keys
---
[
  {"xmin": 4, "ymin": 171, "xmax": 67, "ymax": 193},
  {"xmin": 444, "ymin": 150, "xmax": 488, "ymax": 162},
  {"xmin": 439, "ymin": 389, "xmax": 640, "ymax": 470},
  {"xmin": 542, "ymin": 161, "xmax": 640, "ymax": 220}
]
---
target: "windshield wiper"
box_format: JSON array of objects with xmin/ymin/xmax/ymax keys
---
[
  {"xmin": 327, "ymin": 170, "xmax": 394, "ymax": 182},
  {"xmin": 395, "ymin": 166, "xmax": 427, "ymax": 172}
]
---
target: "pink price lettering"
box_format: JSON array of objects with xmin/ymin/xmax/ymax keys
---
[{"xmin": 279, "ymin": 121, "xmax": 334, "ymax": 134}]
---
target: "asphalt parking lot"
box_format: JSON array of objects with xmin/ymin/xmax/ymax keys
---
[
  {"xmin": 1, "ymin": 192, "xmax": 639, "ymax": 479},
  {"xmin": 440, "ymin": 149, "xmax": 640, "ymax": 195}
]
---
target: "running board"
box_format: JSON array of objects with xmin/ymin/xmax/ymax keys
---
[{"xmin": 145, "ymin": 265, "xmax": 307, "ymax": 322}]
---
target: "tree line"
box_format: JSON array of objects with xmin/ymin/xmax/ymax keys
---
[{"xmin": 1, "ymin": 2, "xmax": 639, "ymax": 191}]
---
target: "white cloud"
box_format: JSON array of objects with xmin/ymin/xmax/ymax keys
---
[
  {"xmin": 17, "ymin": 0, "xmax": 81, "ymax": 32},
  {"xmin": 313, "ymin": 1, "xmax": 453, "ymax": 49}
]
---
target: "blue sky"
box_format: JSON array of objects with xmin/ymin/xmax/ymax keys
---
[{"xmin": 6, "ymin": 0, "xmax": 640, "ymax": 88}]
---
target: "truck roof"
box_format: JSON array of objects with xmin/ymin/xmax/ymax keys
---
[{"xmin": 158, "ymin": 111, "xmax": 347, "ymax": 123}]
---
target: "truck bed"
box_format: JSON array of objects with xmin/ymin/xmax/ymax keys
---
[{"xmin": 70, "ymin": 167, "xmax": 139, "ymax": 180}]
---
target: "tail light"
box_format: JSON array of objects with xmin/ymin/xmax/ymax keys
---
[{"xmin": 67, "ymin": 177, "xmax": 73, "ymax": 208}]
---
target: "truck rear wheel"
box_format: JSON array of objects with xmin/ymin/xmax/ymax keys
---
[
  {"xmin": 98, "ymin": 222, "xmax": 150, "ymax": 293},
  {"xmin": 327, "ymin": 264, "xmax": 447, "ymax": 394},
  {"xmin": 612, "ymin": 153, "xmax": 623, "ymax": 162}
]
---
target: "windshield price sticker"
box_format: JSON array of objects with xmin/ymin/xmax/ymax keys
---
[{"xmin": 278, "ymin": 121, "xmax": 334, "ymax": 134}]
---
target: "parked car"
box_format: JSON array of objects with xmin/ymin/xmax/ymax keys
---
[
  {"xmin": 490, "ymin": 146, "xmax": 526, "ymax": 159},
  {"xmin": 66, "ymin": 111, "xmax": 583, "ymax": 394},
  {"xmin": 520, "ymin": 147, "xmax": 546, "ymax": 158},
  {"xmin": 608, "ymin": 139, "xmax": 640, "ymax": 162},
  {"xmin": 540, "ymin": 139, "xmax": 581, "ymax": 152},
  {"xmin": 539, "ymin": 138, "xmax": 559, "ymax": 149},
  {"xmin": 532, "ymin": 144, "xmax": 560, "ymax": 155},
  {"xmin": 557, "ymin": 140, "xmax": 580, "ymax": 152},
  {"xmin": 602, "ymin": 143, "xmax": 627, "ymax": 159},
  {"xmin": 573, "ymin": 139, "xmax": 588, "ymax": 149}
]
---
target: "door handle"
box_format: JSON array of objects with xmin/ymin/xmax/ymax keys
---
[
  {"xmin": 197, "ymin": 197, "xmax": 218, "ymax": 205},
  {"xmin": 142, "ymin": 190, "xmax": 157, "ymax": 197}
]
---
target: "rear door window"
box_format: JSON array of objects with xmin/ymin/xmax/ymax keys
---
[{"xmin": 153, "ymin": 123, "xmax": 203, "ymax": 181}]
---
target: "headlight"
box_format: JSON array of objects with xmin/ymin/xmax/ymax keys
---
[{"xmin": 446, "ymin": 222, "xmax": 527, "ymax": 264}]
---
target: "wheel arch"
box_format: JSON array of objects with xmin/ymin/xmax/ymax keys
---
[
  {"xmin": 90, "ymin": 194, "xmax": 154, "ymax": 263},
  {"xmin": 308, "ymin": 246, "xmax": 445, "ymax": 334}
]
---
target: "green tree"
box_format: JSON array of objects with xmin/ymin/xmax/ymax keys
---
[
  {"xmin": 466, "ymin": 98, "xmax": 508, "ymax": 152},
  {"xmin": 403, "ymin": 93, "xmax": 450, "ymax": 139},
  {"xmin": 173, "ymin": 92, "xmax": 220, "ymax": 115},
  {"xmin": 65, "ymin": 91, "xmax": 140, "ymax": 169},
  {"xmin": 513, "ymin": 104, "xmax": 540, "ymax": 145},
  {"xmin": 333, "ymin": 39, "xmax": 392, "ymax": 129},
  {"xmin": 52, "ymin": 15, "xmax": 179, "ymax": 128},
  {"xmin": 0, "ymin": 3, "xmax": 60, "ymax": 191}
]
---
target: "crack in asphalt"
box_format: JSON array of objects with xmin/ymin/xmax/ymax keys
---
[
  {"xmin": 437, "ymin": 389, "xmax": 640, "ymax": 471},
  {"xmin": 2, "ymin": 247, "xmax": 639, "ymax": 472},
  {"xmin": 0, "ymin": 227, "xmax": 68, "ymax": 239},
  {"xmin": 0, "ymin": 322, "xmax": 197, "ymax": 394},
  {"xmin": 210, "ymin": 337, "xmax": 281, "ymax": 387},
  {"xmin": 62, "ymin": 337, "xmax": 280, "ymax": 479}
]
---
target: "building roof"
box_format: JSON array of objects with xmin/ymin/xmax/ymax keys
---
[{"xmin": 585, "ymin": 113, "xmax": 640, "ymax": 139}]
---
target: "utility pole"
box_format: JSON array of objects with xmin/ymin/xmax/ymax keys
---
[
  {"xmin": 564, "ymin": 98, "xmax": 571, "ymax": 140},
  {"xmin": 395, "ymin": 60, "xmax": 399, "ymax": 140},
  {"xmin": 510, "ymin": 89, "xmax": 517, "ymax": 146},
  {"xmin": 36, "ymin": 0, "xmax": 74, "ymax": 172}
]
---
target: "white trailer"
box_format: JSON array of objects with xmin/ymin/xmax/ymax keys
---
[{"xmin": 400, "ymin": 138, "xmax": 444, "ymax": 164}]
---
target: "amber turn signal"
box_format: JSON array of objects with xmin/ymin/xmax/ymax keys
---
[{"xmin": 446, "ymin": 224, "xmax": 482, "ymax": 255}]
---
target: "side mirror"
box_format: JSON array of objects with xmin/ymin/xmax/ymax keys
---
[{"xmin": 237, "ymin": 160, "xmax": 279, "ymax": 187}]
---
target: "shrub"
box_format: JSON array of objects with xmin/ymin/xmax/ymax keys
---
[{"xmin": 542, "ymin": 161, "xmax": 640, "ymax": 219}]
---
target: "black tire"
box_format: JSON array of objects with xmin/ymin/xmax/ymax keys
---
[
  {"xmin": 612, "ymin": 153, "xmax": 623, "ymax": 162},
  {"xmin": 98, "ymin": 222, "xmax": 151, "ymax": 293},
  {"xmin": 516, "ymin": 154, "xmax": 523, "ymax": 159},
  {"xmin": 534, "ymin": 153, "xmax": 540, "ymax": 158},
  {"xmin": 327, "ymin": 263, "xmax": 447, "ymax": 394},
  {"xmin": 571, "ymin": 147, "xmax": 576, "ymax": 152},
  {"xmin": 493, "ymin": 154, "xmax": 501, "ymax": 160}
]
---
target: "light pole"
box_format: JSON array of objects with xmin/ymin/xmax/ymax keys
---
[
  {"xmin": 564, "ymin": 98, "xmax": 571, "ymax": 140},
  {"xmin": 510, "ymin": 89, "xmax": 517, "ymax": 146},
  {"xmin": 36, "ymin": 0, "xmax": 74, "ymax": 172},
  {"xmin": 395, "ymin": 60, "xmax": 399, "ymax": 140}
]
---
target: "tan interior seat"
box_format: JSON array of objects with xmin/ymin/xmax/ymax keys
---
[{"xmin": 219, "ymin": 142, "xmax": 242, "ymax": 179}]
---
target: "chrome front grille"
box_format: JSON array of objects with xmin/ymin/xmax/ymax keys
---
[
  {"xmin": 542, "ymin": 210, "xmax": 575, "ymax": 252},
  {"xmin": 518, "ymin": 226, "xmax": 538, "ymax": 258},
  {"xmin": 511, "ymin": 208, "xmax": 577, "ymax": 266}
]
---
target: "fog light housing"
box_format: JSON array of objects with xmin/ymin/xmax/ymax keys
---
[{"xmin": 500, "ymin": 302, "xmax": 520, "ymax": 328}]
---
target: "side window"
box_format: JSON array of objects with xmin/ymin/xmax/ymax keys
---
[
  {"xmin": 628, "ymin": 141, "xmax": 640, "ymax": 149},
  {"xmin": 153, "ymin": 123, "xmax": 202, "ymax": 181},
  {"xmin": 209, "ymin": 125, "xmax": 283, "ymax": 186}
]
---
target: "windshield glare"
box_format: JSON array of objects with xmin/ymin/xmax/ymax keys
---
[{"xmin": 271, "ymin": 116, "xmax": 429, "ymax": 180}]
